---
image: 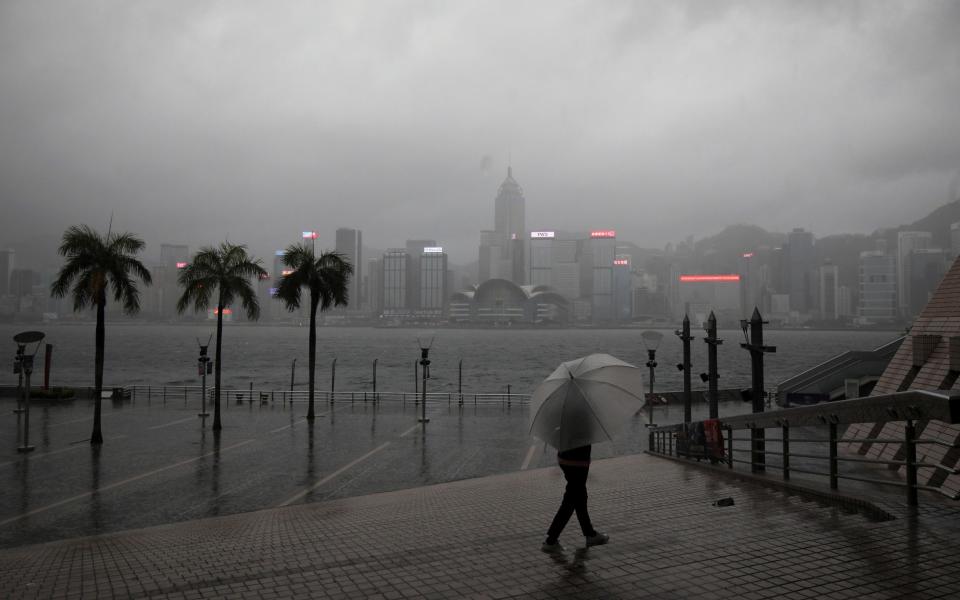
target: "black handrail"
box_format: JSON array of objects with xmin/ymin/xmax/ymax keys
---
[{"xmin": 648, "ymin": 389, "xmax": 960, "ymax": 507}]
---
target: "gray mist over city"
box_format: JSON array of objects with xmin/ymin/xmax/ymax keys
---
[{"xmin": 2, "ymin": 1, "xmax": 959, "ymax": 271}]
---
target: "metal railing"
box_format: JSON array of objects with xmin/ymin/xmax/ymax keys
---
[
  {"xmin": 648, "ymin": 389, "xmax": 960, "ymax": 506},
  {"xmin": 120, "ymin": 385, "xmax": 530, "ymax": 407}
]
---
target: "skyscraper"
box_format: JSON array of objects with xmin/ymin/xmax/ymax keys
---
[
  {"xmin": 418, "ymin": 247, "xmax": 448, "ymax": 317},
  {"xmin": 896, "ymin": 231, "xmax": 932, "ymax": 316},
  {"xmin": 0, "ymin": 249, "xmax": 12, "ymax": 297},
  {"xmin": 335, "ymin": 228, "xmax": 363, "ymax": 308},
  {"xmin": 785, "ymin": 228, "xmax": 815, "ymax": 314},
  {"xmin": 818, "ymin": 262, "xmax": 840, "ymax": 320},
  {"xmin": 858, "ymin": 250, "xmax": 896, "ymax": 322},
  {"xmin": 479, "ymin": 166, "xmax": 526, "ymax": 284},
  {"xmin": 589, "ymin": 230, "xmax": 616, "ymax": 322},
  {"xmin": 382, "ymin": 249, "xmax": 409, "ymax": 316},
  {"xmin": 529, "ymin": 231, "xmax": 554, "ymax": 287}
]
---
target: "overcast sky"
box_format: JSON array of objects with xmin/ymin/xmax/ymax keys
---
[{"xmin": 1, "ymin": 0, "xmax": 959, "ymax": 266}]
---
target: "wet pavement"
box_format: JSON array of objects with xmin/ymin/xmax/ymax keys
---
[
  {"xmin": 3, "ymin": 452, "xmax": 959, "ymax": 599},
  {"xmin": 1, "ymin": 395, "xmax": 655, "ymax": 549}
]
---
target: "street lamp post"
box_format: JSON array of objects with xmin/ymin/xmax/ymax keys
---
[
  {"xmin": 641, "ymin": 331, "xmax": 663, "ymax": 427},
  {"xmin": 740, "ymin": 307, "xmax": 777, "ymax": 473},
  {"xmin": 417, "ymin": 336, "xmax": 434, "ymax": 424},
  {"xmin": 197, "ymin": 338, "xmax": 212, "ymax": 418},
  {"xmin": 674, "ymin": 314, "xmax": 693, "ymax": 424},
  {"xmin": 13, "ymin": 344, "xmax": 24, "ymax": 414},
  {"xmin": 372, "ymin": 358, "xmax": 378, "ymax": 401},
  {"xmin": 330, "ymin": 358, "xmax": 337, "ymax": 403},
  {"xmin": 13, "ymin": 330, "xmax": 44, "ymax": 453},
  {"xmin": 290, "ymin": 358, "xmax": 296, "ymax": 393},
  {"xmin": 701, "ymin": 312, "xmax": 723, "ymax": 420}
]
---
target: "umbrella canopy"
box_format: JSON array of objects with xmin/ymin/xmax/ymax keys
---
[{"xmin": 529, "ymin": 353, "xmax": 646, "ymax": 451}]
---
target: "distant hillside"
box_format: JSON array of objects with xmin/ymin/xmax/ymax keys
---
[
  {"xmin": 877, "ymin": 199, "xmax": 960, "ymax": 250},
  {"xmin": 692, "ymin": 224, "xmax": 785, "ymax": 272}
]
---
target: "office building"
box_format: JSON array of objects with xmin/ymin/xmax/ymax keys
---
[
  {"xmin": 858, "ymin": 250, "xmax": 897, "ymax": 322},
  {"xmin": 896, "ymin": 231, "xmax": 932, "ymax": 316},
  {"xmin": 785, "ymin": 228, "xmax": 815, "ymax": 314},
  {"xmin": 908, "ymin": 249, "xmax": 948, "ymax": 318},
  {"xmin": 335, "ymin": 228, "xmax": 363, "ymax": 308},
  {"xmin": 367, "ymin": 257, "xmax": 383, "ymax": 316},
  {"xmin": 529, "ymin": 231, "xmax": 554, "ymax": 287},
  {"xmin": 738, "ymin": 252, "xmax": 762, "ymax": 317},
  {"xmin": 0, "ymin": 249, "xmax": 11, "ymax": 297},
  {"xmin": 589, "ymin": 230, "xmax": 616, "ymax": 322},
  {"xmin": 818, "ymin": 262, "xmax": 840, "ymax": 320},
  {"xmin": 613, "ymin": 254, "xmax": 632, "ymax": 322},
  {"xmin": 479, "ymin": 167, "xmax": 527, "ymax": 285},
  {"xmin": 382, "ymin": 249, "xmax": 409, "ymax": 315},
  {"xmin": 404, "ymin": 239, "xmax": 436, "ymax": 311},
  {"xmin": 418, "ymin": 247, "xmax": 448, "ymax": 318}
]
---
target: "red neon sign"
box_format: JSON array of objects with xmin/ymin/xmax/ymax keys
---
[
  {"xmin": 613, "ymin": 259, "xmax": 629, "ymax": 266},
  {"xmin": 679, "ymin": 274, "xmax": 741, "ymax": 282},
  {"xmin": 742, "ymin": 253, "xmax": 754, "ymax": 258},
  {"xmin": 590, "ymin": 230, "xmax": 616, "ymax": 239},
  {"xmin": 281, "ymin": 269, "xmax": 294, "ymax": 276},
  {"xmin": 176, "ymin": 262, "xmax": 188, "ymax": 269},
  {"xmin": 213, "ymin": 308, "xmax": 233, "ymax": 315}
]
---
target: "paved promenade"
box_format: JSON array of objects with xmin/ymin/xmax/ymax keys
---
[{"xmin": 2, "ymin": 453, "xmax": 959, "ymax": 599}]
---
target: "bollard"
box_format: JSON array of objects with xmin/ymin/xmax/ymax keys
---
[
  {"xmin": 905, "ymin": 420, "xmax": 918, "ymax": 506},
  {"xmin": 829, "ymin": 423, "xmax": 838, "ymax": 490},
  {"xmin": 782, "ymin": 424, "xmax": 790, "ymax": 481}
]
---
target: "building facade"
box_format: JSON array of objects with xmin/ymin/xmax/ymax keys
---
[
  {"xmin": 858, "ymin": 250, "xmax": 897, "ymax": 322},
  {"xmin": 335, "ymin": 228, "xmax": 363, "ymax": 309},
  {"xmin": 896, "ymin": 231, "xmax": 932, "ymax": 317}
]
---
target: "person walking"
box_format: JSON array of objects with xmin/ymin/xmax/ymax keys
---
[{"xmin": 542, "ymin": 444, "xmax": 609, "ymax": 553}]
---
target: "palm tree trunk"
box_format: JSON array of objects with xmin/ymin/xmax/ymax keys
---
[
  {"xmin": 213, "ymin": 297, "xmax": 224, "ymax": 431},
  {"xmin": 307, "ymin": 293, "xmax": 318, "ymax": 420},
  {"xmin": 91, "ymin": 298, "xmax": 105, "ymax": 445}
]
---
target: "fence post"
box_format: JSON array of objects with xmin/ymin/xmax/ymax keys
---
[
  {"xmin": 782, "ymin": 424, "xmax": 790, "ymax": 481},
  {"xmin": 905, "ymin": 419, "xmax": 918, "ymax": 507},
  {"xmin": 829, "ymin": 422, "xmax": 838, "ymax": 490},
  {"xmin": 727, "ymin": 426, "xmax": 733, "ymax": 468}
]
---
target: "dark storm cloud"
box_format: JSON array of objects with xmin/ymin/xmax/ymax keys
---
[{"xmin": 1, "ymin": 0, "xmax": 958, "ymax": 266}]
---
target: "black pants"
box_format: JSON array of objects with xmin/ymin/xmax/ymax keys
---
[{"xmin": 546, "ymin": 465, "xmax": 595, "ymax": 542}]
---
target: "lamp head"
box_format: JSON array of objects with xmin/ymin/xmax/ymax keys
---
[{"xmin": 641, "ymin": 330, "xmax": 663, "ymax": 352}]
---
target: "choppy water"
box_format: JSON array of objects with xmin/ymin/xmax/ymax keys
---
[{"xmin": 1, "ymin": 324, "xmax": 898, "ymax": 395}]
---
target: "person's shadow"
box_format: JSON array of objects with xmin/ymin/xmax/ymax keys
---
[{"xmin": 548, "ymin": 547, "xmax": 591, "ymax": 573}]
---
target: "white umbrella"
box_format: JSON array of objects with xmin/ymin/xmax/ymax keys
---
[{"xmin": 529, "ymin": 353, "xmax": 646, "ymax": 451}]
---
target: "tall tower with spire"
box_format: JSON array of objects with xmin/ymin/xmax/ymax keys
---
[{"xmin": 480, "ymin": 166, "xmax": 526, "ymax": 284}]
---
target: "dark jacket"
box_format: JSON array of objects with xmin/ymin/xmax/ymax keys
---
[{"xmin": 558, "ymin": 445, "xmax": 591, "ymax": 467}]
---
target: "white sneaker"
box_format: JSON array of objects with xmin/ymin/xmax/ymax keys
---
[{"xmin": 585, "ymin": 532, "xmax": 609, "ymax": 547}]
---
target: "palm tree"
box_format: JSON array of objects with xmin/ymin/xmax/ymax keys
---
[
  {"xmin": 274, "ymin": 245, "xmax": 352, "ymax": 420},
  {"xmin": 51, "ymin": 225, "xmax": 152, "ymax": 445},
  {"xmin": 176, "ymin": 242, "xmax": 266, "ymax": 431}
]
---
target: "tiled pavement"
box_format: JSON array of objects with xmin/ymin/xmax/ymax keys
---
[{"xmin": 2, "ymin": 453, "xmax": 960, "ymax": 599}]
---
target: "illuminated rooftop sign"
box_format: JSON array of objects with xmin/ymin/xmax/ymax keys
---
[
  {"xmin": 590, "ymin": 230, "xmax": 616, "ymax": 239},
  {"xmin": 175, "ymin": 262, "xmax": 188, "ymax": 269},
  {"xmin": 281, "ymin": 269, "xmax": 294, "ymax": 276},
  {"xmin": 530, "ymin": 231, "xmax": 555, "ymax": 239},
  {"xmin": 302, "ymin": 231, "xmax": 318, "ymax": 240},
  {"xmin": 423, "ymin": 247, "xmax": 443, "ymax": 253},
  {"xmin": 679, "ymin": 274, "xmax": 741, "ymax": 283},
  {"xmin": 613, "ymin": 259, "xmax": 629, "ymax": 266}
]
